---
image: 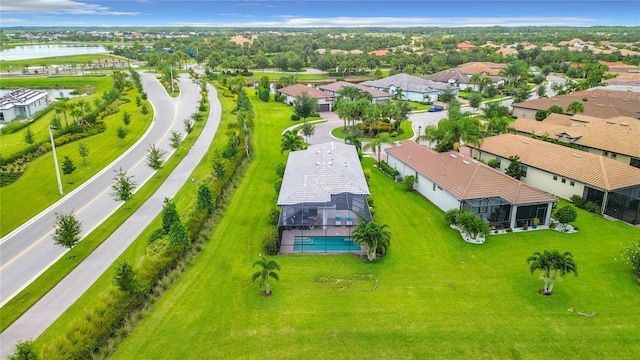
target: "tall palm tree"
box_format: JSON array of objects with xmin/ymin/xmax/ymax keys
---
[
  {"xmin": 527, "ymin": 250, "xmax": 554, "ymax": 294},
  {"xmin": 344, "ymin": 128, "xmax": 363, "ymax": 153},
  {"xmin": 352, "ymin": 221, "xmax": 391, "ymax": 261},
  {"xmin": 548, "ymin": 251, "xmax": 578, "ymax": 293},
  {"xmin": 363, "ymin": 132, "xmax": 395, "ymax": 164},
  {"xmin": 252, "ymin": 256, "xmax": 281, "ymax": 296},
  {"xmin": 420, "ymin": 106, "xmax": 482, "ymax": 152},
  {"xmin": 280, "ymin": 130, "xmax": 306, "ymax": 154}
]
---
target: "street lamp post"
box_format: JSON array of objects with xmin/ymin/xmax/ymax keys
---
[
  {"xmin": 49, "ymin": 126, "xmax": 64, "ymax": 195},
  {"xmin": 417, "ymin": 125, "xmax": 422, "ymax": 144}
]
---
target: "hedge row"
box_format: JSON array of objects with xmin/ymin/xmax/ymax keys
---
[{"xmin": 378, "ymin": 161, "xmax": 399, "ymax": 178}]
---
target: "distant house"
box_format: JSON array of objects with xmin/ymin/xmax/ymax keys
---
[
  {"xmin": 386, "ymin": 141, "xmax": 557, "ymax": 229},
  {"xmin": 471, "ymin": 134, "xmax": 640, "ymax": 225},
  {"xmin": 457, "ymin": 42, "xmax": 476, "ymax": 50},
  {"xmin": 360, "ymin": 73, "xmax": 458, "ymax": 102},
  {"xmin": 277, "ymin": 84, "xmax": 335, "ymax": 112},
  {"xmin": 318, "ymin": 81, "xmax": 393, "ymax": 103},
  {"xmin": 0, "ymin": 88, "xmax": 49, "ymax": 123},
  {"xmin": 368, "ymin": 49, "xmax": 390, "ymax": 56},
  {"xmin": 277, "ymin": 142, "xmax": 371, "ymax": 254},
  {"xmin": 511, "ymin": 89, "xmax": 640, "ymax": 120},
  {"xmin": 511, "ymin": 114, "xmax": 640, "ymax": 168},
  {"xmin": 422, "ymin": 67, "xmax": 504, "ymax": 92}
]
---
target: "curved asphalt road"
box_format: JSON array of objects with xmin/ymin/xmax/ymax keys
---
[{"xmin": 0, "ymin": 74, "xmax": 221, "ymax": 358}]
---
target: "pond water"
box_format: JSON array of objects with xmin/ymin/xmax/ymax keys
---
[
  {"xmin": 0, "ymin": 89, "xmax": 81, "ymax": 99},
  {"xmin": 0, "ymin": 44, "xmax": 107, "ymax": 61}
]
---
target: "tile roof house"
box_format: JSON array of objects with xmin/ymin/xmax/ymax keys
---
[
  {"xmin": 456, "ymin": 62, "xmax": 507, "ymax": 76},
  {"xmin": 457, "ymin": 42, "xmax": 476, "ymax": 50},
  {"xmin": 317, "ymin": 81, "xmax": 393, "ymax": 103},
  {"xmin": 511, "ymin": 114, "xmax": 640, "ymax": 168},
  {"xmin": 277, "ymin": 142, "xmax": 371, "ymax": 254},
  {"xmin": 511, "ymin": 89, "xmax": 640, "ymax": 120},
  {"xmin": 360, "ymin": 73, "xmax": 458, "ymax": 103},
  {"xmin": 422, "ymin": 67, "xmax": 504, "ymax": 91},
  {"xmin": 0, "ymin": 88, "xmax": 49, "ymax": 123},
  {"xmin": 471, "ymin": 134, "xmax": 640, "ymax": 225},
  {"xmin": 386, "ymin": 141, "xmax": 557, "ymax": 230},
  {"xmin": 277, "ymin": 84, "xmax": 335, "ymax": 112}
]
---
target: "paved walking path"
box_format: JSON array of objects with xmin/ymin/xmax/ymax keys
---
[{"xmin": 0, "ymin": 76, "xmax": 222, "ymax": 359}]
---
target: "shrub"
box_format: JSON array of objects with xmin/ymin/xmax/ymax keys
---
[
  {"xmin": 403, "ymin": 175, "xmax": 415, "ymax": 191},
  {"xmin": 268, "ymin": 208, "xmax": 281, "ymax": 226},
  {"xmin": 487, "ymin": 159, "xmax": 500, "ymax": 169},
  {"xmin": 291, "ymin": 113, "xmax": 300, "ymax": 121},
  {"xmin": 620, "ymin": 240, "xmax": 640, "ymax": 277},
  {"xmin": 553, "ymin": 205, "xmax": 578, "ymax": 225},
  {"xmin": 262, "ymin": 228, "xmax": 279, "ymax": 255},
  {"xmin": 378, "ymin": 161, "xmax": 399, "ymax": 178},
  {"xmin": 570, "ymin": 195, "xmax": 584, "ymax": 208},
  {"xmin": 363, "ymin": 169, "xmax": 372, "ymax": 184},
  {"xmin": 148, "ymin": 228, "xmax": 167, "ymax": 244},
  {"xmin": 584, "ymin": 200, "xmax": 600, "ymax": 213}
]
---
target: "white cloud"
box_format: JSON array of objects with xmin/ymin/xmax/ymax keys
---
[
  {"xmin": 174, "ymin": 15, "xmax": 598, "ymax": 28},
  {"xmin": 0, "ymin": 18, "xmax": 27, "ymax": 24},
  {"xmin": 1, "ymin": 0, "xmax": 139, "ymax": 16}
]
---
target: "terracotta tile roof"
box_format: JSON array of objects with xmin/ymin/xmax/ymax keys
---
[
  {"xmin": 512, "ymin": 90, "xmax": 640, "ymax": 119},
  {"xmin": 457, "ymin": 42, "xmax": 476, "ymax": 49},
  {"xmin": 474, "ymin": 134, "xmax": 640, "ymax": 191},
  {"xmin": 277, "ymin": 84, "xmax": 335, "ymax": 100},
  {"xmin": 385, "ymin": 141, "xmax": 556, "ymax": 205},
  {"xmin": 456, "ymin": 62, "xmax": 507, "ymax": 76},
  {"xmin": 512, "ymin": 115, "xmax": 640, "ymax": 158},
  {"xmin": 368, "ymin": 49, "xmax": 389, "ymax": 56},
  {"xmin": 318, "ymin": 81, "xmax": 392, "ymax": 99},
  {"xmin": 422, "ymin": 68, "xmax": 471, "ymax": 84}
]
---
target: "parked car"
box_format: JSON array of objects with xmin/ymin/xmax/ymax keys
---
[
  {"xmin": 428, "ymin": 105, "xmax": 444, "ymax": 112},
  {"xmin": 502, "ymin": 91, "xmax": 518, "ymax": 96}
]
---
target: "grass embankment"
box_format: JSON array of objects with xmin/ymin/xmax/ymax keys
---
[
  {"xmin": 0, "ymin": 54, "xmax": 116, "ymax": 72},
  {"xmin": 331, "ymin": 121, "xmax": 414, "ymax": 141},
  {"xmin": 0, "ymin": 76, "xmax": 151, "ymax": 236},
  {"xmin": 112, "ymin": 96, "xmax": 639, "ymax": 358},
  {"xmin": 30, "ymin": 86, "xmax": 238, "ymax": 352}
]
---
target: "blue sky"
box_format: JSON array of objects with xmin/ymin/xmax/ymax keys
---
[{"xmin": 1, "ymin": 0, "xmax": 638, "ymax": 28}]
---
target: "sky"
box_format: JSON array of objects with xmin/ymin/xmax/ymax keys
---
[{"xmin": 1, "ymin": 0, "xmax": 639, "ymax": 28}]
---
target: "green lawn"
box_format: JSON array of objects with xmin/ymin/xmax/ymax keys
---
[
  {"xmin": 111, "ymin": 93, "xmax": 640, "ymax": 358},
  {"xmin": 0, "ymin": 76, "xmax": 151, "ymax": 236},
  {"xmin": 0, "ymin": 54, "xmax": 115, "ymax": 72}
]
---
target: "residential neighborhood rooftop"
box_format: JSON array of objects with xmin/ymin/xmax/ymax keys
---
[
  {"xmin": 473, "ymin": 134, "xmax": 640, "ymax": 191},
  {"xmin": 318, "ymin": 81, "xmax": 392, "ymax": 99},
  {"xmin": 360, "ymin": 73, "xmax": 453, "ymax": 94},
  {"xmin": 0, "ymin": 88, "xmax": 48, "ymax": 110},
  {"xmin": 277, "ymin": 84, "xmax": 335, "ymax": 100},
  {"xmin": 277, "ymin": 142, "xmax": 369, "ymax": 205},
  {"xmin": 386, "ymin": 141, "xmax": 557, "ymax": 205},
  {"xmin": 511, "ymin": 114, "xmax": 640, "ymax": 159}
]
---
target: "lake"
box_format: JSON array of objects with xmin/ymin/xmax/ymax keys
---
[{"xmin": 0, "ymin": 44, "xmax": 107, "ymax": 61}]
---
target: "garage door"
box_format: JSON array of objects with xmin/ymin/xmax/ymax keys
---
[{"xmin": 319, "ymin": 103, "xmax": 330, "ymax": 111}]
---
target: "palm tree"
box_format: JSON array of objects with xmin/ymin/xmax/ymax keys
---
[
  {"xmin": 344, "ymin": 128, "xmax": 363, "ymax": 153},
  {"xmin": 486, "ymin": 116, "xmax": 515, "ymax": 135},
  {"xmin": 527, "ymin": 250, "xmax": 578, "ymax": 295},
  {"xmin": 363, "ymin": 132, "xmax": 395, "ymax": 164},
  {"xmin": 352, "ymin": 221, "xmax": 391, "ymax": 261},
  {"xmin": 252, "ymin": 256, "xmax": 281, "ymax": 296},
  {"xmin": 280, "ymin": 130, "xmax": 306, "ymax": 154},
  {"xmin": 566, "ymin": 101, "xmax": 585, "ymax": 115},
  {"xmin": 420, "ymin": 106, "xmax": 482, "ymax": 152}
]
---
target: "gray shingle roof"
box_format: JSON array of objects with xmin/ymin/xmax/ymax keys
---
[
  {"xmin": 277, "ymin": 142, "xmax": 370, "ymax": 205},
  {"xmin": 360, "ymin": 73, "xmax": 454, "ymax": 94}
]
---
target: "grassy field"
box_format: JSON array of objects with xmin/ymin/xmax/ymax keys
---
[
  {"xmin": 0, "ymin": 54, "xmax": 116, "ymax": 71},
  {"xmin": 110, "ymin": 93, "xmax": 640, "ymax": 358},
  {"xmin": 0, "ymin": 76, "xmax": 151, "ymax": 236}
]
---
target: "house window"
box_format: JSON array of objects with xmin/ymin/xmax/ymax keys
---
[
  {"xmin": 521, "ymin": 165, "xmax": 528, "ymax": 178},
  {"xmin": 433, "ymin": 183, "xmax": 436, "ymax": 191},
  {"xmin": 570, "ymin": 181, "xmax": 575, "ymax": 186},
  {"xmin": 495, "ymin": 157, "xmax": 501, "ymax": 167},
  {"xmin": 612, "ymin": 153, "xmax": 617, "ymax": 159},
  {"xmin": 561, "ymin": 178, "xmax": 566, "ymax": 184},
  {"xmin": 603, "ymin": 151, "xmax": 609, "ymax": 156},
  {"xmin": 479, "ymin": 199, "xmax": 488, "ymax": 213},
  {"xmin": 553, "ymin": 175, "xmax": 557, "ymax": 181},
  {"xmin": 415, "ymin": 172, "xmax": 419, "ymax": 184},
  {"xmin": 437, "ymin": 186, "xmax": 443, "ymax": 190}
]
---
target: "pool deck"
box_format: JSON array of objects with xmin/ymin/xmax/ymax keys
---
[{"xmin": 279, "ymin": 226, "xmax": 366, "ymax": 255}]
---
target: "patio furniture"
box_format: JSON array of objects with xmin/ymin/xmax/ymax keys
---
[
  {"xmin": 335, "ymin": 216, "xmax": 342, "ymax": 226},
  {"xmin": 346, "ymin": 217, "xmax": 353, "ymax": 226}
]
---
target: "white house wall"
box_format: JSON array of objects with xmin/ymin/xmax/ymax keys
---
[
  {"xmin": 476, "ymin": 151, "xmax": 585, "ymax": 201},
  {"xmin": 387, "ymin": 154, "xmax": 461, "ymax": 212}
]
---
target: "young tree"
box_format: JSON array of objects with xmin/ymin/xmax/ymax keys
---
[
  {"xmin": 146, "ymin": 144, "xmax": 167, "ymax": 173},
  {"xmin": 300, "ymin": 122, "xmax": 315, "ymax": 142},
  {"xmin": 169, "ymin": 221, "xmax": 190, "ymax": 250},
  {"xmin": 52, "ymin": 212, "xmax": 82, "ymax": 249},
  {"xmin": 293, "ymin": 91, "xmax": 319, "ymax": 123},
  {"xmin": 527, "ymin": 250, "xmax": 578, "ymax": 295},
  {"xmin": 7, "ymin": 340, "xmax": 38, "ymax": 360},
  {"xmin": 197, "ymin": 185, "xmax": 215, "ymax": 214},
  {"xmin": 78, "ymin": 142, "xmax": 89, "ymax": 165},
  {"xmin": 169, "ymin": 131, "xmax": 183, "ymax": 150},
  {"xmin": 162, "ymin": 197, "xmax": 180, "ymax": 233},
  {"xmin": 363, "ymin": 132, "xmax": 395, "ymax": 164},
  {"xmin": 183, "ymin": 118, "xmax": 194, "ymax": 134},
  {"xmin": 257, "ymin": 76, "xmax": 270, "ymax": 102},
  {"xmin": 61, "ymin": 155, "xmax": 77, "ymax": 184},
  {"xmin": 352, "ymin": 221, "xmax": 392, "ymax": 261},
  {"xmin": 24, "ymin": 127, "xmax": 35, "ymax": 145},
  {"xmin": 566, "ymin": 100, "xmax": 585, "ymax": 114},
  {"xmin": 547, "ymin": 104, "xmax": 564, "ymax": 114},
  {"xmin": 252, "ymin": 256, "xmax": 281, "ymax": 296},
  {"xmin": 110, "ymin": 167, "xmax": 136, "ymax": 209},
  {"xmin": 438, "ymin": 87, "xmax": 457, "ymax": 105},
  {"xmin": 116, "ymin": 125, "xmax": 129, "ymax": 145},
  {"xmin": 467, "ymin": 92, "xmax": 483, "ymax": 113},
  {"xmin": 113, "ymin": 261, "xmax": 139, "ymax": 293},
  {"xmin": 122, "ymin": 111, "xmax": 131, "ymax": 127},
  {"xmin": 505, "ymin": 155, "xmax": 523, "ymax": 180}
]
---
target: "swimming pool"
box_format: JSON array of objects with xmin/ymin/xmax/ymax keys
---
[{"xmin": 293, "ymin": 236, "xmax": 362, "ymax": 252}]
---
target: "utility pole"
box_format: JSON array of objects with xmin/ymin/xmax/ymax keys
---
[{"xmin": 49, "ymin": 126, "xmax": 64, "ymax": 195}]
